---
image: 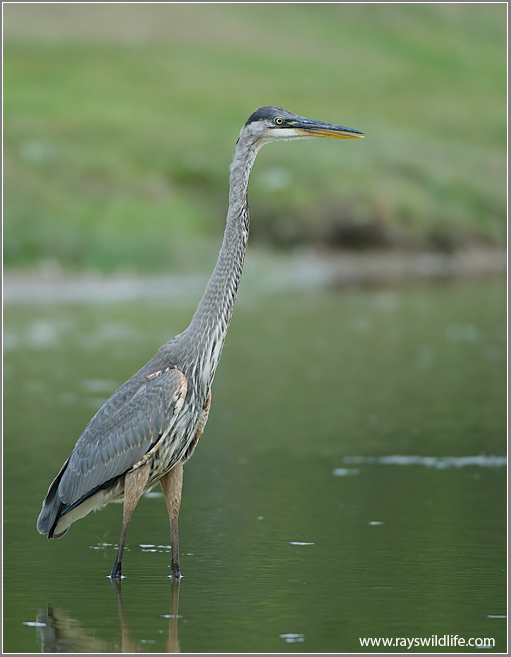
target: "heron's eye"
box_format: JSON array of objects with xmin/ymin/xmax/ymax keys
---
[{"xmin": 274, "ymin": 117, "xmax": 285, "ymax": 126}]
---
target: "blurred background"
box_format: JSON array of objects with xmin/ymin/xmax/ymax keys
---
[{"xmin": 3, "ymin": 3, "xmax": 507, "ymax": 277}]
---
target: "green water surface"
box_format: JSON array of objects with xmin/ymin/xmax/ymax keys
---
[{"xmin": 3, "ymin": 276, "xmax": 507, "ymax": 652}]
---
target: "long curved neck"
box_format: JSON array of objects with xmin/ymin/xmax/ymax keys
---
[{"xmin": 181, "ymin": 132, "xmax": 262, "ymax": 383}]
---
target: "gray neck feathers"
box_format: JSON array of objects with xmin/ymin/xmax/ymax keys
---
[{"xmin": 179, "ymin": 130, "xmax": 262, "ymax": 384}]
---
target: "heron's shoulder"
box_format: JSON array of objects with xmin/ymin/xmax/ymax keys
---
[
  {"xmin": 145, "ymin": 334, "xmax": 188, "ymax": 370},
  {"xmin": 77, "ymin": 343, "xmax": 185, "ymax": 437}
]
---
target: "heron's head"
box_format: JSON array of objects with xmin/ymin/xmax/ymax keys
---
[{"xmin": 240, "ymin": 106, "xmax": 365, "ymax": 146}]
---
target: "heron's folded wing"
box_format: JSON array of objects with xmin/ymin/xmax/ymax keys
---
[{"xmin": 57, "ymin": 367, "xmax": 187, "ymax": 508}]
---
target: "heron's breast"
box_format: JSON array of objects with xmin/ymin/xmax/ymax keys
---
[{"xmin": 145, "ymin": 389, "xmax": 211, "ymax": 479}]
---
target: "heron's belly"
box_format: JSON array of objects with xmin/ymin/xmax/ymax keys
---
[
  {"xmin": 145, "ymin": 390, "xmax": 211, "ymax": 485},
  {"xmin": 53, "ymin": 479, "xmax": 126, "ymax": 537}
]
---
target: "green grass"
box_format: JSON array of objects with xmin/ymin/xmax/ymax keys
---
[{"xmin": 3, "ymin": 3, "xmax": 507, "ymax": 273}]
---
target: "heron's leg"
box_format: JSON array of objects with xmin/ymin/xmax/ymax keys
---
[
  {"xmin": 110, "ymin": 463, "xmax": 151, "ymax": 579},
  {"xmin": 160, "ymin": 461, "xmax": 184, "ymax": 578}
]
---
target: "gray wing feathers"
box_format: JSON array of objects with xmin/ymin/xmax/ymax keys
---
[{"xmin": 57, "ymin": 367, "xmax": 187, "ymax": 507}]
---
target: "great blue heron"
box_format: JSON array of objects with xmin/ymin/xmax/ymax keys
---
[{"xmin": 37, "ymin": 106, "xmax": 364, "ymax": 579}]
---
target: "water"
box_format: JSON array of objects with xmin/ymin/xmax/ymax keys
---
[{"xmin": 3, "ymin": 276, "xmax": 507, "ymax": 653}]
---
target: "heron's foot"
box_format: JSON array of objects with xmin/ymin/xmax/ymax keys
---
[
  {"xmin": 110, "ymin": 562, "xmax": 123, "ymax": 580},
  {"xmin": 169, "ymin": 565, "xmax": 182, "ymax": 579}
]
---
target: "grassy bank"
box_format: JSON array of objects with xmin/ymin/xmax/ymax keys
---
[{"xmin": 3, "ymin": 3, "xmax": 507, "ymax": 274}]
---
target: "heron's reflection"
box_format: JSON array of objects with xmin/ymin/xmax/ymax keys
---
[{"xmin": 35, "ymin": 577, "xmax": 181, "ymax": 653}]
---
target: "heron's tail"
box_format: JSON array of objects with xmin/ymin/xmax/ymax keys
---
[{"xmin": 37, "ymin": 459, "xmax": 70, "ymax": 539}]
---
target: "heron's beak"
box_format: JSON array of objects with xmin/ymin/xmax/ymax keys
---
[{"xmin": 292, "ymin": 118, "xmax": 364, "ymax": 140}]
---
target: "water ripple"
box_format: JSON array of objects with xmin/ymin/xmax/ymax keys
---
[{"xmin": 342, "ymin": 454, "xmax": 507, "ymax": 469}]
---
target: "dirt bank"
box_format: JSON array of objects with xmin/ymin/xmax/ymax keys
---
[{"xmin": 3, "ymin": 246, "xmax": 506, "ymax": 305}]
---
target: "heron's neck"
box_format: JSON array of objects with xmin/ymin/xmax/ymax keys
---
[{"xmin": 182, "ymin": 135, "xmax": 261, "ymax": 381}]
